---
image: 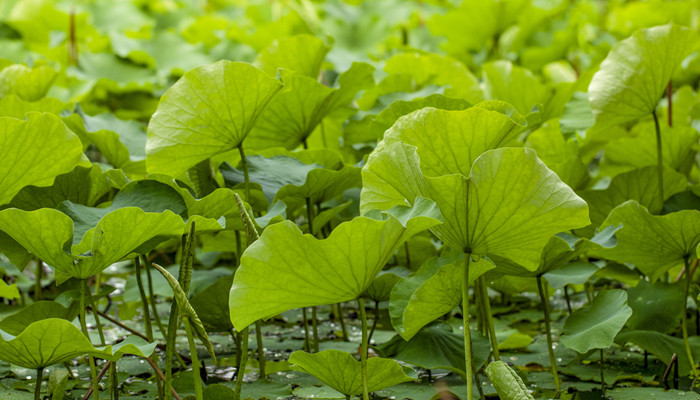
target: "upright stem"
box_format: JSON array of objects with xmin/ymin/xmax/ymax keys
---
[
  {"xmin": 135, "ymin": 258, "xmax": 154, "ymax": 341},
  {"xmin": 109, "ymin": 361, "xmax": 118, "ymax": 400},
  {"xmin": 68, "ymin": 7, "xmax": 78, "ymax": 65},
  {"xmin": 254, "ymin": 320, "xmax": 266, "ymax": 378},
  {"xmin": 462, "ymin": 253, "xmax": 473, "ymax": 400},
  {"xmin": 90, "ymin": 277, "xmax": 106, "ymax": 346},
  {"xmin": 682, "ymin": 258, "xmax": 699, "ymax": 380},
  {"xmin": 563, "ymin": 285, "xmax": 573, "ymax": 314},
  {"xmin": 667, "ymin": 81, "xmax": 673, "ymax": 127},
  {"xmin": 337, "ymin": 303, "xmax": 349, "ymax": 342},
  {"xmin": 306, "ymin": 197, "xmax": 314, "ymax": 236},
  {"xmin": 302, "ymin": 308, "xmax": 311, "ymax": 352},
  {"xmin": 404, "ymin": 242, "xmax": 411, "ymax": 269},
  {"xmin": 234, "ymin": 327, "xmax": 249, "ymax": 400},
  {"xmin": 600, "ymin": 349, "xmax": 606, "ymax": 396},
  {"xmin": 80, "ymin": 279, "xmax": 100, "ymax": 400},
  {"xmin": 368, "ymin": 300, "xmax": 380, "ymax": 344},
  {"xmin": 238, "ymin": 145, "xmax": 250, "ymax": 204},
  {"xmin": 311, "ymin": 306, "xmax": 320, "ymax": 353},
  {"xmin": 652, "ymin": 110, "xmax": 664, "ymax": 207},
  {"xmin": 34, "ymin": 367, "xmax": 43, "ymax": 400},
  {"xmin": 537, "ymin": 276, "xmax": 561, "ymax": 393},
  {"xmin": 143, "ymin": 256, "xmax": 167, "ymax": 339},
  {"xmin": 34, "ymin": 260, "xmax": 42, "ymax": 301},
  {"xmin": 478, "ymin": 276, "xmax": 500, "ymax": 361},
  {"xmin": 358, "ymin": 298, "xmax": 369, "ymax": 400},
  {"xmin": 183, "ymin": 320, "xmax": 203, "ymax": 400}
]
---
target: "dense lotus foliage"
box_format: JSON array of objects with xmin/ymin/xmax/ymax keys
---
[{"xmin": 0, "ymin": 0, "xmax": 700, "ymax": 399}]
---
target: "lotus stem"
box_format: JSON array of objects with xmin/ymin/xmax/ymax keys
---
[
  {"xmin": 255, "ymin": 320, "xmax": 266, "ymax": 377},
  {"xmin": 682, "ymin": 257, "xmax": 699, "ymax": 381},
  {"xmin": 81, "ymin": 361, "xmax": 110, "ymax": 400},
  {"xmin": 34, "ymin": 259, "xmax": 42, "ymax": 301},
  {"xmin": 358, "ymin": 297, "xmax": 369, "ymax": 400},
  {"xmin": 232, "ymin": 329, "xmax": 241, "ymax": 378},
  {"xmin": 404, "ymin": 242, "xmax": 411, "ymax": 269},
  {"xmin": 306, "ymin": 197, "xmax": 315, "ymax": 237},
  {"xmin": 368, "ymin": 300, "xmax": 380, "ymax": 344},
  {"xmin": 80, "ymin": 279, "xmax": 100, "ymax": 400},
  {"xmin": 183, "ymin": 319, "xmax": 203, "ymax": 400},
  {"xmin": 34, "ymin": 367, "xmax": 42, "ymax": 400},
  {"xmin": 142, "ymin": 255, "xmax": 167, "ymax": 339},
  {"xmin": 312, "ymin": 306, "xmax": 320, "ymax": 353},
  {"xmin": 478, "ymin": 276, "xmax": 500, "ymax": 362},
  {"xmin": 90, "ymin": 276, "xmax": 106, "ymax": 346},
  {"xmin": 337, "ymin": 303, "xmax": 349, "ymax": 342},
  {"xmin": 134, "ymin": 258, "xmax": 154, "ymax": 341},
  {"xmin": 234, "ymin": 327, "xmax": 249, "ymax": 400},
  {"xmin": 667, "ymin": 81, "xmax": 673, "ymax": 127},
  {"xmin": 536, "ymin": 276, "xmax": 561, "ymax": 393},
  {"xmin": 109, "ymin": 361, "xmax": 118, "ymax": 400},
  {"xmin": 651, "ymin": 110, "xmax": 664, "ymax": 207},
  {"xmin": 462, "ymin": 253, "xmax": 473, "ymax": 400},
  {"xmin": 600, "ymin": 349, "xmax": 606, "ymax": 396},
  {"xmin": 144, "ymin": 357, "xmax": 182, "ymax": 400}
]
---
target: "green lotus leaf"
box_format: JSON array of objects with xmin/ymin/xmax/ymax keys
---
[
  {"xmin": 378, "ymin": 322, "xmax": 490, "ymax": 379},
  {"xmin": 255, "ymin": 34, "xmax": 329, "ymax": 78},
  {"xmin": 542, "ymin": 261, "xmax": 599, "ymax": 290},
  {"xmin": 525, "ymin": 121, "xmax": 588, "ymax": 189},
  {"xmin": 616, "ymin": 330, "xmax": 700, "ymax": 376},
  {"xmin": 191, "ymin": 275, "xmax": 234, "ymax": 332},
  {"xmin": 362, "ymin": 145, "xmax": 589, "ymax": 270},
  {"xmin": 0, "ymin": 281, "xmax": 20, "ymax": 301},
  {"xmin": 0, "ymin": 94, "xmax": 71, "ymax": 119},
  {"xmin": 98, "ymin": 335, "xmax": 157, "ymax": 361},
  {"xmin": 361, "ymin": 267, "xmax": 410, "ymax": 303},
  {"xmin": 560, "ymin": 289, "xmax": 633, "ymax": 354},
  {"xmin": 67, "ymin": 52, "xmax": 155, "ymax": 96},
  {"xmin": 485, "ymin": 360, "xmax": 535, "ymax": 400},
  {"xmin": 598, "ymin": 201, "xmax": 700, "ymax": 281},
  {"xmin": 146, "ymin": 60, "xmax": 283, "ymax": 176},
  {"xmin": 229, "ymin": 197, "xmax": 442, "ymax": 330},
  {"xmin": 246, "ymin": 62, "xmax": 374, "ymax": 150},
  {"xmin": 589, "ymin": 24, "xmax": 698, "ymax": 130},
  {"xmin": 388, "ymin": 252, "xmax": 493, "ymax": 340},
  {"xmin": 0, "ymin": 301, "xmax": 76, "ymax": 336},
  {"xmin": 579, "ymin": 166, "xmax": 687, "ymax": 237},
  {"xmin": 0, "ymin": 112, "xmax": 85, "ymax": 205},
  {"xmin": 482, "ymin": 60, "xmax": 550, "ymax": 116},
  {"xmin": 0, "ymin": 64, "xmax": 57, "ymax": 101},
  {"xmin": 600, "ymin": 123, "xmax": 698, "ymax": 178},
  {"xmin": 383, "ymin": 52, "xmax": 482, "ymax": 103},
  {"xmin": 9, "ymin": 165, "xmax": 111, "ymax": 211},
  {"xmin": 274, "ymin": 166, "xmax": 361, "ymax": 209},
  {"xmin": 289, "ymin": 350, "xmax": 415, "ymax": 395},
  {"xmin": 0, "ymin": 318, "xmax": 95, "ymax": 369},
  {"xmin": 626, "ymin": 280, "xmax": 684, "ymax": 333}
]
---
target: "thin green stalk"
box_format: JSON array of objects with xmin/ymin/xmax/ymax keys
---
[
  {"xmin": 462, "ymin": 253, "xmax": 473, "ymax": 400},
  {"xmin": 311, "ymin": 306, "xmax": 320, "ymax": 353},
  {"xmin": 652, "ymin": 110, "xmax": 664, "ymax": 206},
  {"xmin": 34, "ymin": 367, "xmax": 43, "ymax": 400},
  {"xmin": 254, "ymin": 320, "xmax": 266, "ymax": 378},
  {"xmin": 302, "ymin": 308, "xmax": 311, "ymax": 352},
  {"xmin": 536, "ymin": 276, "xmax": 561, "ymax": 393},
  {"xmin": 110, "ymin": 361, "xmax": 118, "ymax": 400},
  {"xmin": 404, "ymin": 241, "xmax": 411, "ymax": 269},
  {"xmin": 600, "ymin": 349, "xmax": 606, "ymax": 396},
  {"xmin": 142, "ymin": 256, "xmax": 167, "ymax": 339},
  {"xmin": 306, "ymin": 197, "xmax": 314, "ymax": 236},
  {"xmin": 682, "ymin": 258, "xmax": 699, "ymax": 381},
  {"xmin": 471, "ymin": 351, "xmax": 485, "ymax": 400},
  {"xmin": 234, "ymin": 327, "xmax": 249, "ymax": 400},
  {"xmin": 34, "ymin": 260, "xmax": 42, "ymax": 301},
  {"xmin": 238, "ymin": 145, "xmax": 251, "ymax": 204},
  {"xmin": 358, "ymin": 298, "xmax": 369, "ymax": 400},
  {"xmin": 368, "ymin": 300, "xmax": 380, "ymax": 344},
  {"xmin": 80, "ymin": 279, "xmax": 100, "ymax": 400},
  {"xmin": 134, "ymin": 259, "xmax": 153, "ymax": 341},
  {"xmin": 337, "ymin": 303, "xmax": 349, "ymax": 342},
  {"xmin": 183, "ymin": 320, "xmax": 203, "ymax": 400},
  {"xmin": 90, "ymin": 277, "xmax": 106, "ymax": 346},
  {"xmin": 478, "ymin": 276, "xmax": 500, "ymax": 361}
]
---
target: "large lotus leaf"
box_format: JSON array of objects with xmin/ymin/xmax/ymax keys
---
[
  {"xmin": 0, "ymin": 112, "xmax": 85, "ymax": 205},
  {"xmin": 229, "ymin": 197, "xmax": 441, "ymax": 330},
  {"xmin": 626, "ymin": 280, "xmax": 684, "ymax": 333},
  {"xmin": 255, "ymin": 34, "xmax": 329, "ymax": 78},
  {"xmin": 600, "ymin": 123, "xmax": 698, "ymax": 177},
  {"xmin": 274, "ymin": 166, "xmax": 361, "ymax": 207},
  {"xmin": 98, "ymin": 335, "xmax": 157, "ymax": 361},
  {"xmin": 616, "ymin": 330, "xmax": 700, "ymax": 376},
  {"xmin": 377, "ymin": 102, "xmax": 525, "ymax": 178},
  {"xmin": 525, "ymin": 121, "xmax": 588, "ymax": 189},
  {"xmin": 485, "ymin": 361, "xmax": 535, "ymax": 400},
  {"xmin": 246, "ymin": 62, "xmax": 374, "ymax": 150},
  {"xmin": 9, "ymin": 165, "xmax": 111, "ymax": 211},
  {"xmin": 598, "ymin": 201, "xmax": 700, "ymax": 281},
  {"xmin": 491, "ymin": 226, "xmax": 618, "ymax": 278},
  {"xmin": 289, "ymin": 350, "xmax": 415, "ymax": 395},
  {"xmin": 378, "ymin": 322, "xmax": 490, "ymax": 379},
  {"xmin": 542, "ymin": 261, "xmax": 599, "ymax": 289},
  {"xmin": 0, "ymin": 318, "xmax": 95, "ymax": 368},
  {"xmin": 362, "ymin": 145, "xmax": 589, "ymax": 270},
  {"xmin": 67, "ymin": 52, "xmax": 155, "ymax": 96},
  {"xmin": 367, "ymin": 94, "xmax": 472, "ymax": 141},
  {"xmin": 482, "ymin": 60, "xmax": 550, "ymax": 116},
  {"xmin": 146, "ymin": 60, "xmax": 282, "ymax": 176},
  {"xmin": 254, "ymin": 147, "xmax": 345, "ymax": 169},
  {"xmin": 0, "ymin": 64, "xmax": 57, "ymax": 101},
  {"xmin": 361, "ymin": 267, "xmax": 410, "ymax": 303},
  {"xmin": 0, "ymin": 301, "xmax": 76, "ymax": 336},
  {"xmin": 390, "ymin": 253, "xmax": 494, "ymax": 340},
  {"xmin": 191, "ymin": 275, "xmax": 234, "ymax": 332},
  {"xmin": 0, "ymin": 94, "xmax": 71, "ymax": 119},
  {"xmin": 589, "ymin": 24, "xmax": 698, "ymax": 130},
  {"xmin": 383, "ymin": 52, "xmax": 482, "ymax": 103},
  {"xmin": 560, "ymin": 289, "xmax": 633, "ymax": 354}
]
